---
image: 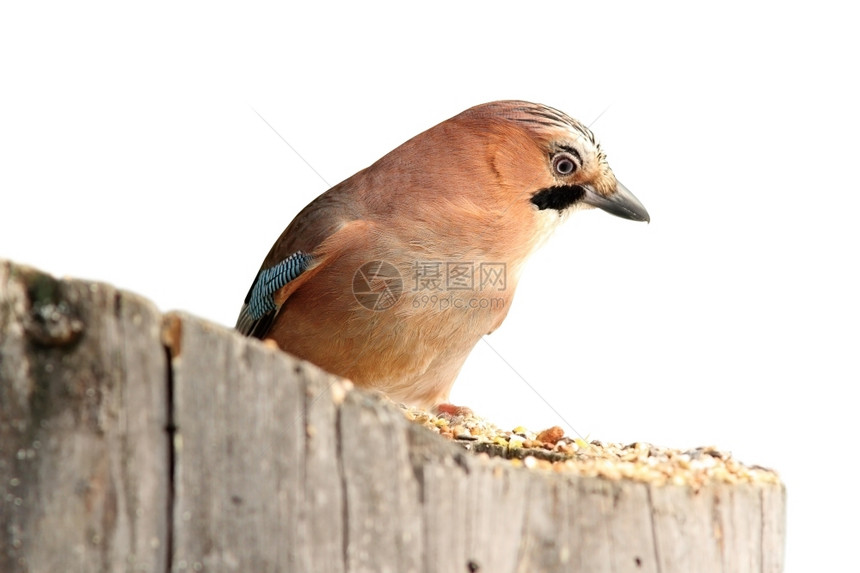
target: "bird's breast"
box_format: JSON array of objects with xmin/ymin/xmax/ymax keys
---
[{"xmin": 267, "ymin": 245, "xmax": 519, "ymax": 406}]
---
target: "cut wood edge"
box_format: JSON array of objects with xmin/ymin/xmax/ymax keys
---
[{"xmin": 0, "ymin": 258, "xmax": 787, "ymax": 573}]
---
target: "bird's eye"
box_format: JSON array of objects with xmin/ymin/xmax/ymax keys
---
[{"xmin": 552, "ymin": 153, "xmax": 578, "ymax": 176}]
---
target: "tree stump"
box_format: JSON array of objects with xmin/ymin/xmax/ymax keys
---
[{"xmin": 0, "ymin": 258, "xmax": 786, "ymax": 572}]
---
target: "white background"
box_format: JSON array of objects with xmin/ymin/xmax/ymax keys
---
[{"xmin": 2, "ymin": 2, "xmax": 857, "ymax": 570}]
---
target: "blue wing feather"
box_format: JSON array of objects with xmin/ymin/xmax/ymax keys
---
[
  {"xmin": 246, "ymin": 251, "xmax": 313, "ymax": 319},
  {"xmin": 236, "ymin": 251, "xmax": 313, "ymax": 337}
]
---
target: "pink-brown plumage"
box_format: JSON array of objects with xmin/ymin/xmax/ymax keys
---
[{"xmin": 237, "ymin": 101, "xmax": 649, "ymax": 408}]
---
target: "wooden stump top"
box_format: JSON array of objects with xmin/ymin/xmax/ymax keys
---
[{"xmin": 0, "ymin": 258, "xmax": 786, "ymax": 572}]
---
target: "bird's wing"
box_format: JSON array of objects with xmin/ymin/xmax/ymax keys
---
[
  {"xmin": 236, "ymin": 250, "xmax": 313, "ymax": 338},
  {"xmin": 235, "ymin": 219, "xmax": 370, "ymax": 339}
]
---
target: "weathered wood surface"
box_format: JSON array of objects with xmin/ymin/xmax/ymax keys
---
[
  {"xmin": 0, "ymin": 259, "xmax": 169, "ymax": 572},
  {"xmin": 0, "ymin": 258, "xmax": 786, "ymax": 573}
]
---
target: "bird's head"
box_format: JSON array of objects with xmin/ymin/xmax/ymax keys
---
[{"xmin": 457, "ymin": 100, "xmax": 650, "ymax": 224}]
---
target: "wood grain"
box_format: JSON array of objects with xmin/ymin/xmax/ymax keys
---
[
  {"xmin": 0, "ymin": 260, "xmax": 169, "ymax": 572},
  {"xmin": 0, "ymin": 258, "xmax": 786, "ymax": 572}
]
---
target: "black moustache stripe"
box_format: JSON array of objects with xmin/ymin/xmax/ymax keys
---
[{"xmin": 530, "ymin": 185, "xmax": 586, "ymax": 211}]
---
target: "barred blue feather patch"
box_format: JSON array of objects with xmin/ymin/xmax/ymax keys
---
[{"xmin": 247, "ymin": 251, "xmax": 312, "ymax": 320}]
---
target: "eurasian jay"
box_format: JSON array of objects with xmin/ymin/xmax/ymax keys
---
[{"xmin": 236, "ymin": 100, "xmax": 649, "ymax": 409}]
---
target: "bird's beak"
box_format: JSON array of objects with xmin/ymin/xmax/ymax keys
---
[{"xmin": 583, "ymin": 181, "xmax": 650, "ymax": 223}]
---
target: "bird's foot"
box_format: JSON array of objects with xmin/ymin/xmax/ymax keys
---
[{"xmin": 433, "ymin": 403, "xmax": 474, "ymax": 419}]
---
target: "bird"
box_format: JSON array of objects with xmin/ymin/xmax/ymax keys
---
[{"xmin": 236, "ymin": 100, "xmax": 649, "ymax": 410}]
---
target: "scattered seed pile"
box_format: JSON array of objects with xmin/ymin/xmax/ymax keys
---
[{"xmin": 401, "ymin": 405, "xmax": 780, "ymax": 487}]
